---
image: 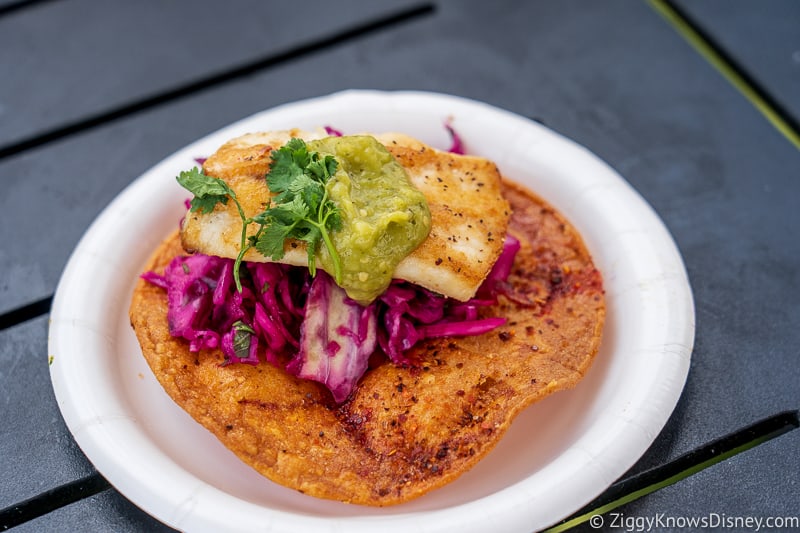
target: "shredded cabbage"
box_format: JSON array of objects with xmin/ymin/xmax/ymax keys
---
[
  {"xmin": 376, "ymin": 234, "xmax": 518, "ymax": 364},
  {"xmin": 146, "ymin": 254, "xmax": 308, "ymax": 365},
  {"xmin": 286, "ymin": 271, "xmax": 377, "ymax": 403},
  {"xmin": 324, "ymin": 125, "xmax": 343, "ymax": 137},
  {"xmin": 444, "ymin": 120, "xmax": 465, "ymax": 154},
  {"xmin": 142, "ymin": 232, "xmax": 517, "ymax": 401}
]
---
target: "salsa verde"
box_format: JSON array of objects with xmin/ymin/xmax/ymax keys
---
[{"xmin": 309, "ymin": 135, "xmax": 431, "ymax": 304}]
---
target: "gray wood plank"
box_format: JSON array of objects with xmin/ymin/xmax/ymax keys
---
[
  {"xmin": 0, "ymin": 0, "xmax": 425, "ymax": 147},
  {"xmin": 673, "ymin": 0, "xmax": 800, "ymax": 124},
  {"xmin": 1, "ymin": 0, "xmax": 798, "ymax": 528},
  {"xmin": 0, "ymin": 317, "xmax": 95, "ymax": 508}
]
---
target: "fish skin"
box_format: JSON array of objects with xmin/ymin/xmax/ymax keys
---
[{"xmin": 180, "ymin": 130, "xmax": 510, "ymax": 301}]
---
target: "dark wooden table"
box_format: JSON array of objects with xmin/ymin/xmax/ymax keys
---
[{"xmin": 1, "ymin": 1, "xmax": 798, "ymax": 531}]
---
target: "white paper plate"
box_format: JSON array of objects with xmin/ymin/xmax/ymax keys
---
[{"xmin": 49, "ymin": 90, "xmax": 694, "ymax": 532}]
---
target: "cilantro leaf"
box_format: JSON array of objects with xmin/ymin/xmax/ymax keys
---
[
  {"xmin": 231, "ymin": 321, "xmax": 256, "ymax": 361},
  {"xmin": 295, "ymin": 222, "xmax": 322, "ymax": 275},
  {"xmin": 176, "ymin": 167, "xmax": 231, "ymax": 214},
  {"xmin": 266, "ymin": 138, "xmax": 308, "ymax": 202},
  {"xmin": 254, "ymin": 221, "xmax": 293, "ymax": 260},
  {"xmin": 257, "ymin": 138, "xmax": 343, "ymax": 283},
  {"xmin": 176, "ymin": 167, "xmax": 249, "ymax": 291},
  {"xmin": 188, "ymin": 195, "xmax": 226, "ymax": 214}
]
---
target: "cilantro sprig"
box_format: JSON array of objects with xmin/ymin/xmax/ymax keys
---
[
  {"xmin": 254, "ymin": 138, "xmax": 342, "ymax": 281},
  {"xmin": 176, "ymin": 138, "xmax": 343, "ymax": 291},
  {"xmin": 176, "ymin": 167, "xmax": 251, "ymax": 291}
]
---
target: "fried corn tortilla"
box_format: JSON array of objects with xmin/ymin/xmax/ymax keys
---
[{"xmin": 129, "ymin": 179, "xmax": 605, "ymax": 506}]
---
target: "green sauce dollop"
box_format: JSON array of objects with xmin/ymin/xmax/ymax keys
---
[{"xmin": 309, "ymin": 135, "xmax": 431, "ymax": 305}]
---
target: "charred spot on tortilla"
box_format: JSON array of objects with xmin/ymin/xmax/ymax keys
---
[{"xmin": 129, "ymin": 132, "xmax": 605, "ymax": 506}]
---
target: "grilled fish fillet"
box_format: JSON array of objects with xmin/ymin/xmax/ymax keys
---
[{"xmin": 180, "ymin": 130, "xmax": 510, "ymax": 301}]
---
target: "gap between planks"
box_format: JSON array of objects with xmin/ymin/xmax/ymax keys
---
[
  {"xmin": 0, "ymin": 473, "xmax": 111, "ymax": 531},
  {"xmin": 0, "ymin": 296, "xmax": 52, "ymax": 330},
  {"xmin": 0, "ymin": 0, "xmax": 60, "ymax": 18}
]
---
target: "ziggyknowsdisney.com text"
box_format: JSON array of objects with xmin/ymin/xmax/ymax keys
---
[{"xmin": 589, "ymin": 512, "xmax": 800, "ymax": 531}]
